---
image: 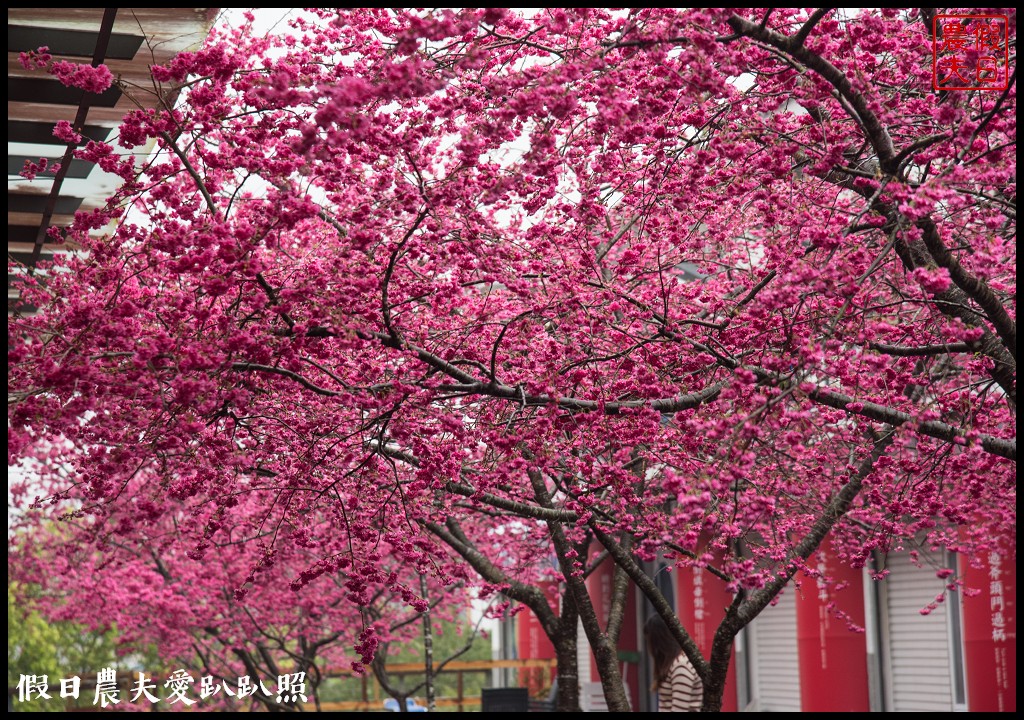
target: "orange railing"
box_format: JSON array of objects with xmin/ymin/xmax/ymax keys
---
[{"xmin": 310, "ymin": 658, "xmax": 557, "ymax": 712}]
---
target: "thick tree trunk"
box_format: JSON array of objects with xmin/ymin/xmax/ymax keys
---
[
  {"xmin": 528, "ymin": 468, "xmax": 630, "ymax": 713},
  {"xmin": 553, "ymin": 596, "xmax": 581, "ymax": 712}
]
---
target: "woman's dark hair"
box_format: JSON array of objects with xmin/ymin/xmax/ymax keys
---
[{"xmin": 644, "ymin": 613, "xmax": 682, "ymax": 690}]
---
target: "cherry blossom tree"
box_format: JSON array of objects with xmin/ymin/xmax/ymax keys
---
[
  {"xmin": 9, "ymin": 7, "xmax": 1015, "ymax": 712},
  {"xmin": 9, "ymin": 482, "xmax": 481, "ymax": 712}
]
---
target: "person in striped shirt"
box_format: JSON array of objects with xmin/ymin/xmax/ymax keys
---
[{"xmin": 644, "ymin": 614, "xmax": 703, "ymax": 712}]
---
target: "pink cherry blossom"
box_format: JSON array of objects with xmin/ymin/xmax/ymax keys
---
[{"xmin": 8, "ymin": 8, "xmax": 1015, "ymax": 713}]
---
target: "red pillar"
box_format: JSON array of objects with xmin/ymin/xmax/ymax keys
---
[
  {"xmin": 517, "ymin": 580, "xmax": 558, "ymax": 696},
  {"xmin": 676, "ymin": 564, "xmax": 738, "ymax": 711},
  {"xmin": 795, "ymin": 550, "xmax": 870, "ymax": 711},
  {"xmin": 619, "ymin": 578, "xmax": 640, "ymax": 711},
  {"xmin": 586, "ymin": 547, "xmax": 612, "ymax": 694},
  {"xmin": 960, "ymin": 550, "xmax": 1016, "ymax": 712}
]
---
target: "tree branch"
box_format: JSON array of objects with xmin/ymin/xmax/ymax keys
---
[
  {"xmin": 792, "ymin": 8, "xmax": 833, "ymax": 48},
  {"xmin": 868, "ymin": 341, "xmax": 970, "ymax": 357},
  {"xmin": 739, "ymin": 429, "xmax": 897, "ymax": 622},
  {"xmin": 589, "ymin": 522, "xmax": 710, "ymax": 678},
  {"xmin": 423, "ymin": 518, "xmax": 562, "ymax": 637},
  {"xmin": 231, "ymin": 362, "xmax": 341, "ymax": 396},
  {"xmin": 382, "ymin": 208, "xmax": 430, "ymax": 343}
]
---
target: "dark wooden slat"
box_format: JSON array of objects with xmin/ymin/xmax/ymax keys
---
[{"xmin": 8, "ymin": 25, "xmax": 143, "ymax": 59}]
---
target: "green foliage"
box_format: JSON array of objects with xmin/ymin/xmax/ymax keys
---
[
  {"xmin": 8, "ymin": 587, "xmax": 61, "ymax": 712},
  {"xmin": 318, "ymin": 616, "xmax": 493, "ymax": 711},
  {"xmin": 8, "ymin": 585, "xmax": 120, "ymax": 713}
]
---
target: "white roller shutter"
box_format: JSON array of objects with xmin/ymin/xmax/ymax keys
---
[
  {"xmin": 748, "ymin": 588, "xmax": 801, "ymax": 711},
  {"xmin": 882, "ymin": 548, "xmax": 962, "ymax": 712},
  {"xmin": 577, "ymin": 618, "xmax": 607, "ymax": 711},
  {"xmin": 576, "ymin": 618, "xmax": 633, "ymax": 712}
]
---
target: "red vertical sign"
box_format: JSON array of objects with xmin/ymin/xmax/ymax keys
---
[
  {"xmin": 676, "ymin": 563, "xmax": 738, "ymax": 711},
  {"xmin": 961, "ymin": 551, "xmax": 1016, "ymax": 712},
  {"xmin": 795, "ymin": 550, "xmax": 870, "ymax": 711}
]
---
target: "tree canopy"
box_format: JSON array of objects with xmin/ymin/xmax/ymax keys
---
[{"xmin": 8, "ymin": 8, "xmax": 1015, "ymax": 712}]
